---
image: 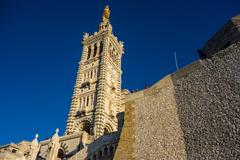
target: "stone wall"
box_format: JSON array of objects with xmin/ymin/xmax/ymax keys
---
[
  {"xmin": 115, "ymin": 43, "xmax": 240, "ymax": 160},
  {"xmin": 115, "ymin": 76, "xmax": 187, "ymax": 160},
  {"xmin": 114, "ymin": 102, "xmax": 136, "ymax": 160},
  {"xmin": 132, "ymin": 81, "xmax": 187, "ymax": 160},
  {"xmin": 172, "ymin": 43, "xmax": 240, "ymax": 159}
]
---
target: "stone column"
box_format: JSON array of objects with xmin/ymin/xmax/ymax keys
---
[
  {"xmin": 96, "ymin": 42, "xmax": 100, "ymax": 56},
  {"xmin": 90, "ymin": 45, "xmax": 94, "ymax": 58}
]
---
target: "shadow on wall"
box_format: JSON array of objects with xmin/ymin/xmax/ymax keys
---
[{"xmin": 201, "ymin": 15, "xmax": 240, "ymax": 58}]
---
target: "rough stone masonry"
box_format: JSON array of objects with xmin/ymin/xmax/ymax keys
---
[{"xmin": 115, "ymin": 42, "xmax": 240, "ymax": 160}]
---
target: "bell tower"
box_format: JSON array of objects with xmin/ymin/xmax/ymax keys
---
[{"xmin": 65, "ymin": 6, "xmax": 124, "ymax": 138}]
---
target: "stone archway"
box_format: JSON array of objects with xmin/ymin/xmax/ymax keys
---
[
  {"xmin": 57, "ymin": 148, "xmax": 65, "ymax": 159},
  {"xmin": 82, "ymin": 121, "xmax": 91, "ymax": 134},
  {"xmin": 78, "ymin": 120, "xmax": 92, "ymax": 135},
  {"xmin": 103, "ymin": 123, "xmax": 113, "ymax": 135},
  {"xmin": 74, "ymin": 118, "xmax": 93, "ymax": 134}
]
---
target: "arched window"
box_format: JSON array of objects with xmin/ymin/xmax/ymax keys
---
[
  {"xmin": 103, "ymin": 123, "xmax": 113, "ymax": 135},
  {"xmin": 104, "ymin": 126, "xmax": 111, "ymax": 135},
  {"xmin": 110, "ymin": 146, "xmax": 114, "ymax": 155},
  {"xmin": 98, "ymin": 151, "xmax": 103, "ymax": 159},
  {"xmin": 12, "ymin": 149, "xmax": 17, "ymax": 153},
  {"xmin": 76, "ymin": 111, "xmax": 81, "ymax": 116},
  {"xmin": 82, "ymin": 120, "xmax": 91, "ymax": 134},
  {"xmin": 104, "ymin": 147, "xmax": 108, "ymax": 157},
  {"xmin": 86, "ymin": 96, "xmax": 89, "ymax": 106},
  {"xmin": 104, "ymin": 128, "xmax": 110, "ymax": 135},
  {"xmin": 87, "ymin": 46, "xmax": 91, "ymax": 60},
  {"xmin": 90, "ymin": 70, "xmax": 93, "ymax": 79},
  {"xmin": 99, "ymin": 41, "xmax": 103, "ymax": 54},
  {"xmin": 57, "ymin": 148, "xmax": 65, "ymax": 159}
]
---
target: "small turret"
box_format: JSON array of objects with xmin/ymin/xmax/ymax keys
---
[
  {"xmin": 28, "ymin": 134, "xmax": 40, "ymax": 160},
  {"xmin": 51, "ymin": 128, "xmax": 59, "ymax": 142},
  {"xmin": 46, "ymin": 129, "xmax": 60, "ymax": 160}
]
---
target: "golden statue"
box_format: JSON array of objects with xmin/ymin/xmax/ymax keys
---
[{"xmin": 102, "ymin": 5, "xmax": 110, "ymax": 22}]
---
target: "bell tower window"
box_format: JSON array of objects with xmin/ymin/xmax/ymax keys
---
[
  {"xmin": 99, "ymin": 41, "xmax": 103, "ymax": 54},
  {"xmin": 87, "ymin": 46, "xmax": 91, "ymax": 60},
  {"xmin": 86, "ymin": 96, "xmax": 89, "ymax": 106},
  {"xmin": 90, "ymin": 70, "xmax": 93, "ymax": 78}
]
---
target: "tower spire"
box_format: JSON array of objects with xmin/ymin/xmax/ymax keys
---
[{"xmin": 65, "ymin": 5, "xmax": 124, "ymax": 138}]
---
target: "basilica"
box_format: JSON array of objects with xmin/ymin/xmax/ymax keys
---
[{"xmin": 0, "ymin": 6, "xmax": 240, "ymax": 160}]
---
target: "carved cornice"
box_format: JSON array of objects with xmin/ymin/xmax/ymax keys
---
[{"xmin": 82, "ymin": 31, "xmax": 108, "ymax": 46}]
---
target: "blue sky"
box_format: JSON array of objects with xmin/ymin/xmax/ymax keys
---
[{"xmin": 0, "ymin": 0, "xmax": 239, "ymax": 144}]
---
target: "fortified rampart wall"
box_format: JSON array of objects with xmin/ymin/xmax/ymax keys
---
[
  {"xmin": 114, "ymin": 43, "xmax": 240, "ymax": 160},
  {"xmin": 173, "ymin": 42, "xmax": 240, "ymax": 159}
]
